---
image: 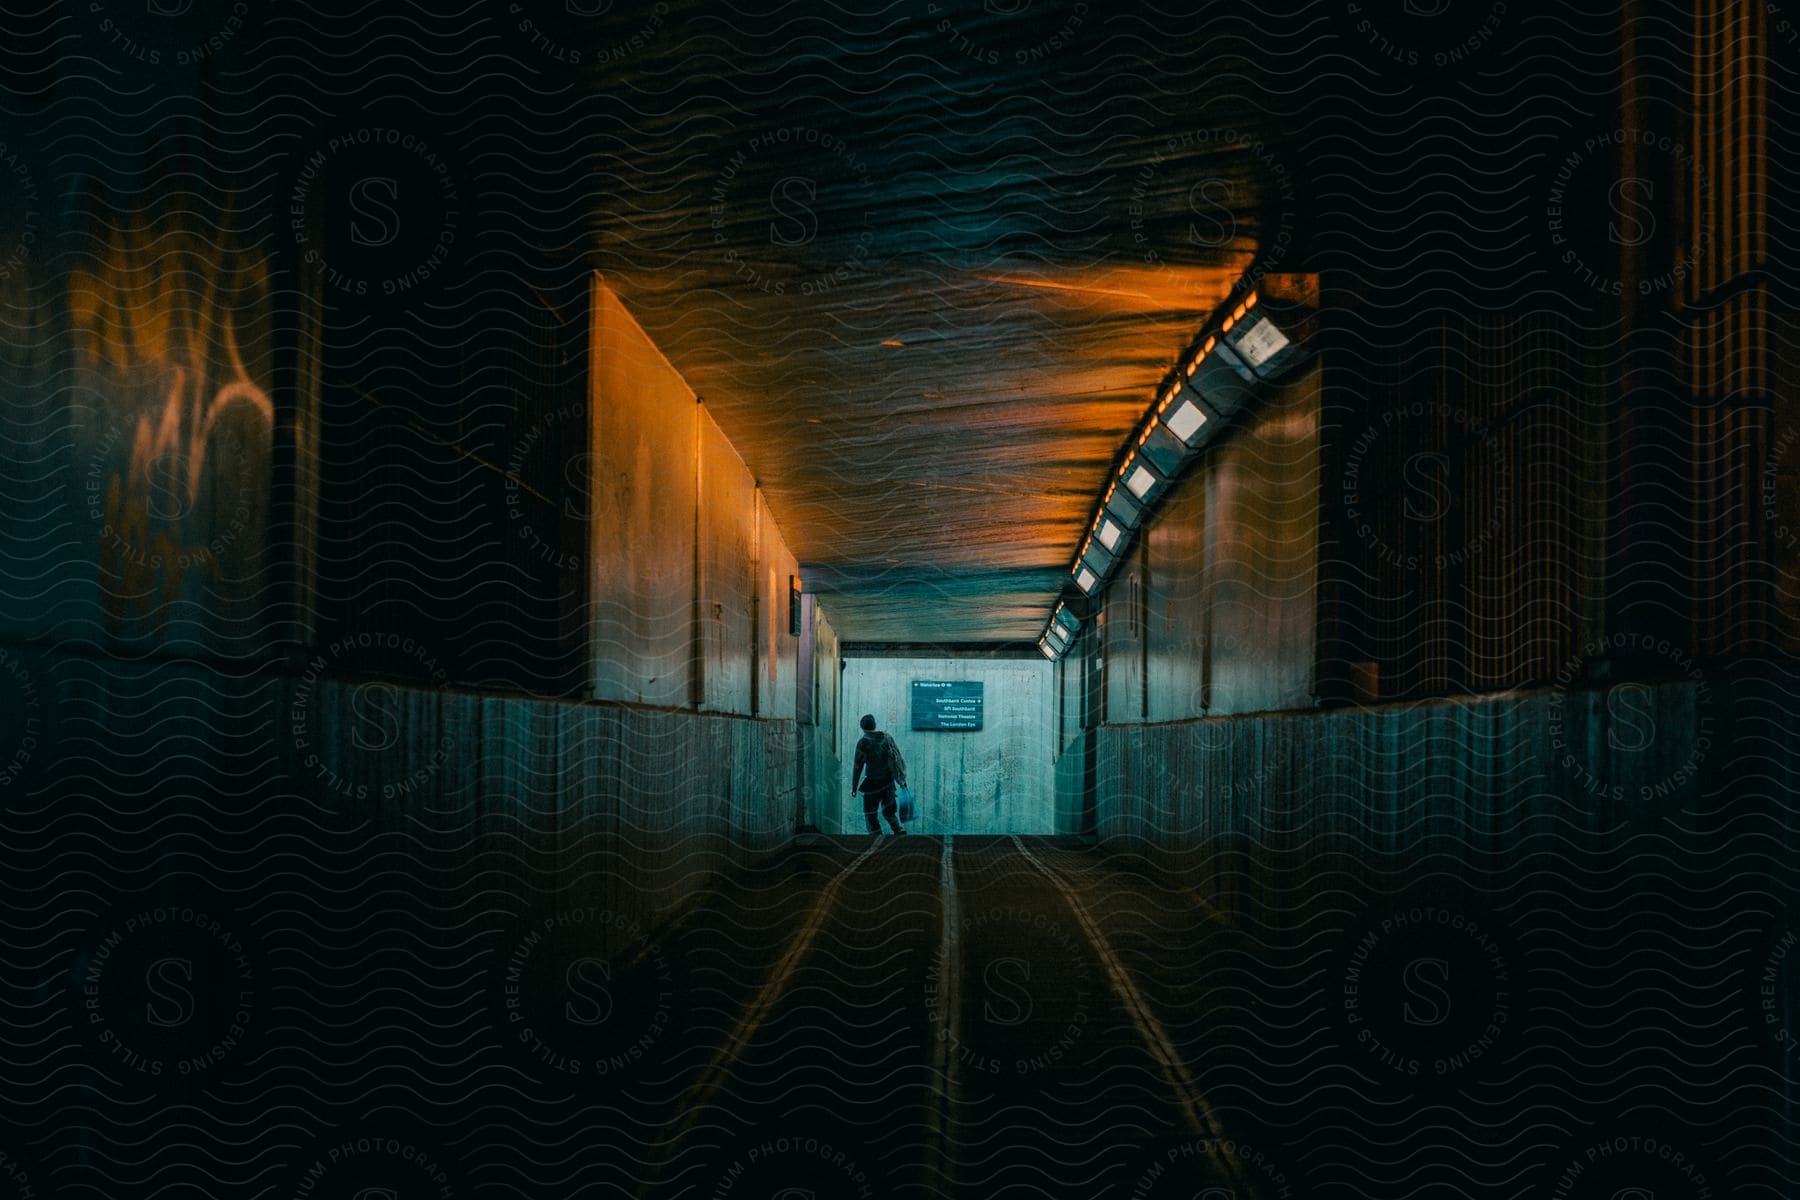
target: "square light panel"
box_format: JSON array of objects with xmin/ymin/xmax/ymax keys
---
[
  {"xmin": 1165, "ymin": 397, "xmax": 1208, "ymax": 442},
  {"xmin": 1232, "ymin": 315, "xmax": 1291, "ymax": 368}
]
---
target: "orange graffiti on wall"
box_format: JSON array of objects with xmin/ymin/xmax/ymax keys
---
[{"xmin": 69, "ymin": 233, "xmax": 274, "ymax": 627}]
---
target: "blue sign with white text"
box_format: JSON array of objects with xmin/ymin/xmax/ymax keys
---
[{"xmin": 911, "ymin": 680, "xmax": 984, "ymax": 731}]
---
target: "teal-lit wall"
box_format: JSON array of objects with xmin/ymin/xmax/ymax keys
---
[{"xmin": 838, "ymin": 656, "xmax": 1054, "ymax": 833}]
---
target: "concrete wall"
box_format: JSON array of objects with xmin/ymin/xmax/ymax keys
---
[
  {"xmin": 697, "ymin": 407, "xmax": 757, "ymax": 712},
  {"xmin": 590, "ymin": 280, "xmax": 697, "ymax": 706},
  {"xmin": 1102, "ymin": 360, "xmax": 1321, "ymax": 724},
  {"xmin": 839, "ymin": 656, "xmax": 1054, "ymax": 833},
  {"xmin": 1052, "ymin": 728, "xmax": 1094, "ymax": 836},
  {"xmin": 753, "ymin": 490, "xmax": 800, "ymax": 720},
  {"xmin": 1071, "ymin": 262, "xmax": 1771, "ymax": 874},
  {"xmin": 0, "ymin": 229, "xmax": 279, "ymax": 658},
  {"xmin": 1096, "ymin": 677, "xmax": 1722, "ymax": 843},
  {"xmin": 1052, "ymin": 361, "xmax": 1321, "ymax": 832},
  {"xmin": 1, "ymin": 231, "xmax": 831, "ymax": 944},
  {"xmin": 800, "ymin": 601, "xmax": 844, "ymax": 831},
  {"xmin": 1052, "ymin": 621, "xmax": 1101, "ymax": 834},
  {"xmin": 589, "ymin": 276, "xmax": 805, "ymax": 720},
  {"xmin": 7, "ymin": 646, "xmax": 793, "ymax": 961},
  {"xmin": 1086, "ymin": 668, "xmax": 1773, "ymax": 930}
]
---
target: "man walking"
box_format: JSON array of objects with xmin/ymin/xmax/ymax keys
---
[{"xmin": 850, "ymin": 713, "xmax": 907, "ymax": 835}]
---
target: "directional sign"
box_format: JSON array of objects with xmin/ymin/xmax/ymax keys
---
[{"xmin": 911, "ymin": 680, "xmax": 984, "ymax": 731}]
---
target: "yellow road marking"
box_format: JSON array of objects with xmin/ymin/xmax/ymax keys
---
[
  {"xmin": 924, "ymin": 835, "xmax": 961, "ymax": 1193},
  {"xmin": 640, "ymin": 837, "xmax": 886, "ymax": 1196},
  {"xmin": 1008, "ymin": 835, "xmax": 1256, "ymax": 1199}
]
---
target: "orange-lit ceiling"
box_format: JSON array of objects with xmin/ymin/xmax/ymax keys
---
[{"xmin": 583, "ymin": 2, "xmax": 1296, "ymax": 641}]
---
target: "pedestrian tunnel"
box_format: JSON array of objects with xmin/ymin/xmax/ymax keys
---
[
  {"xmin": 519, "ymin": 274, "xmax": 1330, "ymax": 842},
  {"xmin": 836, "ymin": 650, "xmax": 1057, "ymax": 834},
  {"xmin": 1, "ymin": 5, "xmax": 1789, "ymax": 1195}
]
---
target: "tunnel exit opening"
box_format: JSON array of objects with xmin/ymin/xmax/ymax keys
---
[{"xmin": 837, "ymin": 647, "xmax": 1057, "ymax": 835}]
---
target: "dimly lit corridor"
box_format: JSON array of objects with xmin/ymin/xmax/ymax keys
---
[{"xmin": 1, "ymin": 1, "xmax": 1796, "ymax": 1197}]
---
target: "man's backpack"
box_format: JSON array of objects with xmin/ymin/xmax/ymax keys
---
[
  {"xmin": 880, "ymin": 733, "xmax": 907, "ymax": 785},
  {"xmin": 864, "ymin": 731, "xmax": 905, "ymax": 787}
]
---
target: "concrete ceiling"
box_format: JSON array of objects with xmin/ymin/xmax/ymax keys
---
[{"xmin": 579, "ymin": 0, "xmax": 1297, "ymax": 641}]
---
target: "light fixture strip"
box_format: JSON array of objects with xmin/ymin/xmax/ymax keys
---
[{"xmin": 1043, "ymin": 289, "xmax": 1263, "ymax": 652}]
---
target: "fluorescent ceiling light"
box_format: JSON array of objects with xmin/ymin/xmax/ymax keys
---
[
  {"xmin": 1075, "ymin": 566, "xmax": 1098, "ymax": 593},
  {"xmin": 1125, "ymin": 463, "xmax": 1157, "ymax": 499},
  {"xmin": 1097, "ymin": 517, "xmax": 1122, "ymax": 550},
  {"xmin": 1165, "ymin": 398, "xmax": 1207, "ymax": 443},
  {"xmin": 1232, "ymin": 315, "xmax": 1291, "ymax": 368},
  {"xmin": 1104, "ymin": 482, "xmax": 1145, "ymax": 529}
]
